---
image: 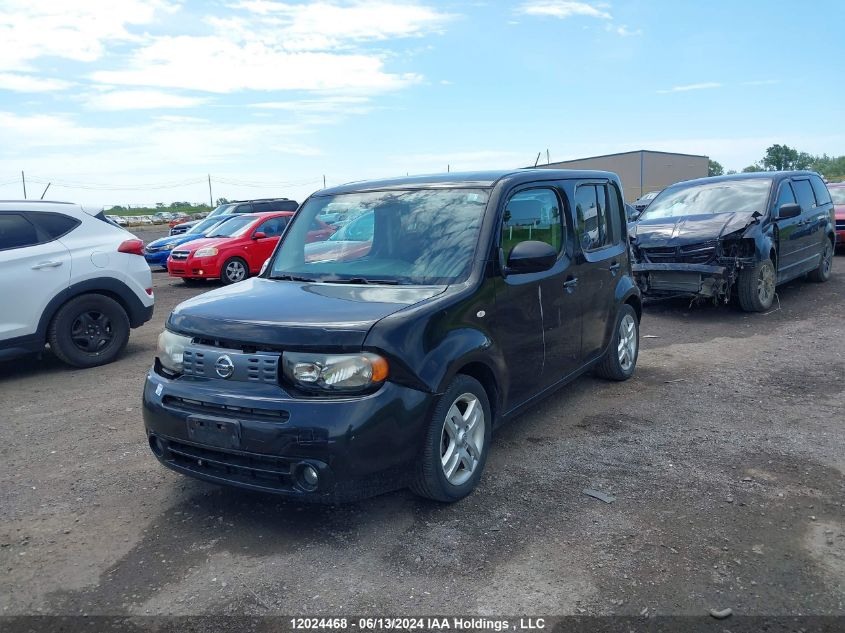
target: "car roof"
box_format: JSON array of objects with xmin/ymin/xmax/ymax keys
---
[
  {"xmin": 317, "ymin": 169, "xmax": 619, "ymax": 195},
  {"xmin": 667, "ymin": 170, "xmax": 822, "ymax": 190},
  {"xmin": 0, "ymin": 200, "xmax": 78, "ymax": 211}
]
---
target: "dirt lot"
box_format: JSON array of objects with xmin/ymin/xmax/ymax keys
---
[{"xmin": 1, "ymin": 226, "xmax": 843, "ymax": 618}]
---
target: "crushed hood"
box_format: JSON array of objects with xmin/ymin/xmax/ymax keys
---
[
  {"xmin": 168, "ymin": 277, "xmax": 446, "ymax": 349},
  {"xmin": 632, "ymin": 211, "xmax": 757, "ymax": 247}
]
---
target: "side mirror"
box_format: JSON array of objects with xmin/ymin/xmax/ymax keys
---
[
  {"xmin": 253, "ymin": 231, "xmax": 267, "ymax": 240},
  {"xmin": 777, "ymin": 203, "xmax": 801, "ymax": 219},
  {"xmin": 625, "ymin": 204, "xmax": 640, "ymax": 222},
  {"xmin": 506, "ymin": 240, "xmax": 557, "ymax": 274}
]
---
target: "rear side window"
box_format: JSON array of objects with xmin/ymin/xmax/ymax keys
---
[
  {"xmin": 810, "ymin": 176, "xmax": 832, "ymax": 205},
  {"xmin": 29, "ymin": 212, "xmax": 80, "ymax": 239},
  {"xmin": 792, "ymin": 179, "xmax": 816, "ymax": 212},
  {"xmin": 501, "ymin": 188, "xmax": 564, "ymax": 259},
  {"xmin": 575, "ymin": 184, "xmax": 612, "ymax": 251},
  {"xmin": 0, "ymin": 213, "xmax": 39, "ymax": 250},
  {"xmin": 606, "ymin": 182, "xmax": 624, "ymax": 242}
]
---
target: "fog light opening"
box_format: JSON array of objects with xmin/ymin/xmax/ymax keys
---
[
  {"xmin": 149, "ymin": 435, "xmax": 165, "ymax": 458},
  {"xmin": 297, "ymin": 464, "xmax": 319, "ymax": 491}
]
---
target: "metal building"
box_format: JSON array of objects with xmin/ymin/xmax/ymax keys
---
[{"xmin": 535, "ymin": 150, "xmax": 709, "ymax": 201}]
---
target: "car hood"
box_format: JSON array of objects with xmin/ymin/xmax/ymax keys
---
[
  {"xmin": 172, "ymin": 236, "xmax": 234, "ymax": 253},
  {"xmin": 168, "ymin": 277, "xmax": 447, "ymax": 349},
  {"xmin": 632, "ymin": 211, "xmax": 758, "ymax": 247}
]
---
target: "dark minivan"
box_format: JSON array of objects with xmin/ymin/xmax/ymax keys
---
[
  {"xmin": 143, "ymin": 170, "xmax": 642, "ymax": 503},
  {"xmin": 630, "ymin": 171, "xmax": 835, "ymax": 311}
]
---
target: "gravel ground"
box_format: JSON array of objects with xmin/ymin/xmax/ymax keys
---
[{"xmin": 1, "ymin": 226, "xmax": 843, "ymax": 617}]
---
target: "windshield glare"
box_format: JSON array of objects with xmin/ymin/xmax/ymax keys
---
[
  {"xmin": 188, "ymin": 217, "xmax": 225, "ymax": 235},
  {"xmin": 207, "ymin": 216, "xmax": 255, "ymax": 237},
  {"xmin": 270, "ymin": 189, "xmax": 489, "ymax": 284},
  {"xmin": 207, "ymin": 203, "xmax": 234, "ymax": 218},
  {"xmin": 830, "ymin": 188, "xmax": 845, "ymax": 205},
  {"xmin": 641, "ymin": 179, "xmax": 772, "ymax": 219}
]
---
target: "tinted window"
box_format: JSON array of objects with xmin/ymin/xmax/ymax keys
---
[
  {"xmin": 269, "ymin": 200, "xmax": 297, "ymax": 211},
  {"xmin": 29, "ymin": 212, "xmax": 79, "ymax": 239},
  {"xmin": 234, "ymin": 204, "xmax": 253, "ymax": 213},
  {"xmin": 775, "ymin": 181, "xmax": 796, "ymax": 209},
  {"xmin": 792, "ymin": 180, "xmax": 816, "ymax": 212},
  {"xmin": 0, "ymin": 213, "xmax": 39, "ymax": 250},
  {"xmin": 810, "ymin": 176, "xmax": 832, "ymax": 205},
  {"xmin": 575, "ymin": 184, "xmax": 611, "ymax": 251},
  {"xmin": 256, "ymin": 216, "xmax": 288, "ymax": 237},
  {"xmin": 607, "ymin": 183, "xmax": 624, "ymax": 243},
  {"xmin": 501, "ymin": 188, "xmax": 563, "ymax": 259},
  {"xmin": 253, "ymin": 202, "xmax": 272, "ymax": 213}
]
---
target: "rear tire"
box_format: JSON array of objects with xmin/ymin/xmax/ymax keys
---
[
  {"xmin": 48, "ymin": 294, "xmax": 130, "ymax": 368},
  {"xmin": 737, "ymin": 258, "xmax": 776, "ymax": 312},
  {"xmin": 808, "ymin": 239, "xmax": 833, "ymax": 283},
  {"xmin": 221, "ymin": 257, "xmax": 248, "ymax": 285},
  {"xmin": 411, "ymin": 375, "xmax": 492, "ymax": 503},
  {"xmin": 593, "ymin": 304, "xmax": 639, "ymax": 381}
]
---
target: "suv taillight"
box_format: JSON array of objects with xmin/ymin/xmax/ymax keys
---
[{"xmin": 118, "ymin": 239, "xmax": 144, "ymax": 256}]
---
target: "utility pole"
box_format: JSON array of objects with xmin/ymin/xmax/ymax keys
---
[
  {"xmin": 546, "ymin": 149, "xmax": 550, "ymax": 165},
  {"xmin": 323, "ymin": 174, "xmax": 326, "ymax": 188},
  {"xmin": 207, "ymin": 174, "xmax": 213, "ymax": 207},
  {"xmin": 21, "ymin": 170, "xmax": 26, "ymax": 199},
  {"xmin": 447, "ymin": 164, "xmax": 450, "ymax": 172}
]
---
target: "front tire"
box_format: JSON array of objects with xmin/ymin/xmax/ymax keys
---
[
  {"xmin": 594, "ymin": 304, "xmax": 639, "ymax": 381},
  {"xmin": 48, "ymin": 294, "xmax": 130, "ymax": 368},
  {"xmin": 808, "ymin": 239, "xmax": 833, "ymax": 283},
  {"xmin": 412, "ymin": 375, "xmax": 492, "ymax": 503},
  {"xmin": 221, "ymin": 257, "xmax": 248, "ymax": 285},
  {"xmin": 737, "ymin": 258, "xmax": 776, "ymax": 312}
]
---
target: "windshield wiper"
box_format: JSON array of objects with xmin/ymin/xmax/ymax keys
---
[
  {"xmin": 270, "ymin": 274, "xmax": 319, "ymax": 282},
  {"xmin": 322, "ymin": 277, "xmax": 401, "ymax": 285}
]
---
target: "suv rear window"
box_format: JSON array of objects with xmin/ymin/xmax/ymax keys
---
[{"xmin": 810, "ymin": 175, "xmax": 832, "ymax": 205}]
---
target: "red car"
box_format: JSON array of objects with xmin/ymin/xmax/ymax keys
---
[
  {"xmin": 167, "ymin": 212, "xmax": 334, "ymax": 284},
  {"xmin": 829, "ymin": 182, "xmax": 845, "ymax": 249}
]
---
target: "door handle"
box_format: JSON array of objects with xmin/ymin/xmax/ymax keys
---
[
  {"xmin": 563, "ymin": 277, "xmax": 578, "ymax": 293},
  {"xmin": 609, "ymin": 262, "xmax": 621, "ymax": 274},
  {"xmin": 31, "ymin": 261, "xmax": 63, "ymax": 269}
]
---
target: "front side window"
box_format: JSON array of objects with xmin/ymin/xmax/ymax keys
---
[
  {"xmin": 775, "ymin": 181, "xmax": 796, "ymax": 210},
  {"xmin": 234, "ymin": 204, "xmax": 253, "ymax": 213},
  {"xmin": 641, "ymin": 179, "xmax": 773, "ymax": 219},
  {"xmin": 0, "ymin": 213, "xmax": 39, "ymax": 250},
  {"xmin": 256, "ymin": 216, "xmax": 288, "ymax": 237},
  {"xmin": 791, "ymin": 179, "xmax": 816, "ymax": 212},
  {"xmin": 501, "ymin": 188, "xmax": 563, "ymax": 260},
  {"xmin": 575, "ymin": 184, "xmax": 611, "ymax": 251},
  {"xmin": 270, "ymin": 189, "xmax": 489, "ymax": 285}
]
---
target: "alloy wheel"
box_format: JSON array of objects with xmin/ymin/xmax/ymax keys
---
[
  {"xmin": 617, "ymin": 313, "xmax": 637, "ymax": 371},
  {"xmin": 70, "ymin": 310, "xmax": 114, "ymax": 353},
  {"xmin": 757, "ymin": 264, "xmax": 775, "ymax": 304},
  {"xmin": 440, "ymin": 393, "xmax": 485, "ymax": 486},
  {"xmin": 822, "ymin": 242, "xmax": 833, "ymax": 275},
  {"xmin": 225, "ymin": 260, "xmax": 247, "ymax": 283}
]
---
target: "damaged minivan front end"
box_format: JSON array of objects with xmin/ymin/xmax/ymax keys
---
[{"xmin": 629, "ymin": 178, "xmax": 774, "ymax": 305}]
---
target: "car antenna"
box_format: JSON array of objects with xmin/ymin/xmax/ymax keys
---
[{"xmin": 534, "ymin": 152, "xmax": 541, "ymax": 167}]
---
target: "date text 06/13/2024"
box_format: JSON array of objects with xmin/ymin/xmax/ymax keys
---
[{"xmin": 289, "ymin": 618, "xmax": 547, "ymax": 631}]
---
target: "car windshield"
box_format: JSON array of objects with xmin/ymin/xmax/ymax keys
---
[
  {"xmin": 270, "ymin": 189, "xmax": 489, "ymax": 285},
  {"xmin": 328, "ymin": 211, "xmax": 374, "ymax": 241},
  {"xmin": 206, "ymin": 215, "xmax": 255, "ymax": 238},
  {"xmin": 187, "ymin": 217, "xmax": 226, "ymax": 235},
  {"xmin": 830, "ymin": 188, "xmax": 845, "ymax": 205},
  {"xmin": 640, "ymin": 179, "xmax": 772, "ymax": 219},
  {"xmin": 207, "ymin": 203, "xmax": 234, "ymax": 218}
]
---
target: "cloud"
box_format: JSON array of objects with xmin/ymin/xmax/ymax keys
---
[
  {"xmin": 612, "ymin": 24, "xmax": 641, "ymax": 36},
  {"xmin": 0, "ymin": 72, "xmax": 73, "ymax": 92},
  {"xmin": 657, "ymin": 82, "xmax": 723, "ymax": 94},
  {"xmin": 86, "ymin": 90, "xmax": 209, "ymax": 110},
  {"xmin": 517, "ymin": 1, "xmax": 612, "ymax": 20},
  {"xmin": 250, "ymin": 96, "xmax": 372, "ymax": 113},
  {"xmin": 0, "ymin": 0, "xmax": 176, "ymax": 72}
]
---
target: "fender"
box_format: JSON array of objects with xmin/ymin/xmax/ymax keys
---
[
  {"xmin": 594, "ymin": 275, "xmax": 641, "ymax": 362},
  {"xmin": 36, "ymin": 277, "xmax": 154, "ymax": 341}
]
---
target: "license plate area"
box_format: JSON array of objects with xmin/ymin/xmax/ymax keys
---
[{"xmin": 186, "ymin": 415, "xmax": 241, "ymax": 449}]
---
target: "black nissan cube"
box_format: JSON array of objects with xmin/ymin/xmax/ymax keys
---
[{"xmin": 143, "ymin": 170, "xmax": 642, "ymax": 503}]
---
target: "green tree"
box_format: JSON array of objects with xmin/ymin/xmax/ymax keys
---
[
  {"xmin": 216, "ymin": 197, "xmax": 230, "ymax": 205},
  {"xmin": 742, "ymin": 164, "xmax": 762, "ymax": 173},
  {"xmin": 708, "ymin": 160, "xmax": 724, "ymax": 177}
]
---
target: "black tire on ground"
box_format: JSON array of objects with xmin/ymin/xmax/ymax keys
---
[
  {"xmin": 593, "ymin": 303, "xmax": 639, "ymax": 381},
  {"xmin": 48, "ymin": 294, "xmax": 130, "ymax": 368},
  {"xmin": 411, "ymin": 374, "xmax": 492, "ymax": 503},
  {"xmin": 807, "ymin": 239, "xmax": 833, "ymax": 283},
  {"xmin": 220, "ymin": 257, "xmax": 249, "ymax": 285},
  {"xmin": 737, "ymin": 258, "xmax": 776, "ymax": 312}
]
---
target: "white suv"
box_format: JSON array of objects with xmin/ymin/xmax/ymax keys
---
[{"xmin": 0, "ymin": 201, "xmax": 155, "ymax": 367}]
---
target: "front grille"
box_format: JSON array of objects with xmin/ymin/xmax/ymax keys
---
[
  {"xmin": 162, "ymin": 439, "xmax": 296, "ymax": 490},
  {"xmin": 170, "ymin": 250, "xmax": 189, "ymax": 260},
  {"xmin": 162, "ymin": 395, "xmax": 290, "ymax": 422},
  {"xmin": 641, "ymin": 240, "xmax": 717, "ymax": 264},
  {"xmin": 182, "ymin": 348, "xmax": 279, "ymax": 384}
]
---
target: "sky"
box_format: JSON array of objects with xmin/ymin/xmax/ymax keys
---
[{"xmin": 1, "ymin": 0, "xmax": 843, "ymax": 208}]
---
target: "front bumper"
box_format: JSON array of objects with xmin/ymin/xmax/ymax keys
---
[
  {"xmin": 632, "ymin": 262, "xmax": 731, "ymax": 298},
  {"xmin": 142, "ymin": 367, "xmax": 432, "ymax": 501},
  {"xmin": 167, "ymin": 257, "xmax": 221, "ymax": 279},
  {"xmin": 144, "ymin": 251, "xmax": 170, "ymax": 267}
]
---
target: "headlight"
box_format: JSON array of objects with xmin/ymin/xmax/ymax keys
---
[
  {"xmin": 282, "ymin": 352, "xmax": 388, "ymax": 393},
  {"xmin": 157, "ymin": 330, "xmax": 192, "ymax": 374},
  {"xmin": 195, "ymin": 247, "xmax": 218, "ymax": 258}
]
